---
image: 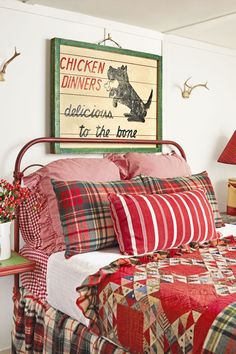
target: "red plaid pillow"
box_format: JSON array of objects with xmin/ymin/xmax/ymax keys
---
[
  {"xmin": 141, "ymin": 171, "xmax": 223, "ymax": 228},
  {"xmin": 51, "ymin": 177, "xmax": 146, "ymax": 258},
  {"xmin": 19, "ymin": 158, "xmax": 121, "ymax": 252},
  {"xmin": 109, "ymin": 189, "xmax": 218, "ymax": 255}
]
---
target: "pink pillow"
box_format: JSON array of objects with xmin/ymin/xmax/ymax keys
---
[
  {"xmin": 106, "ymin": 152, "xmax": 191, "ymax": 179},
  {"xmin": 37, "ymin": 176, "xmax": 65, "ymax": 254},
  {"xmin": 20, "ymin": 158, "xmax": 121, "ymax": 253},
  {"xmin": 109, "ymin": 189, "xmax": 218, "ymax": 255},
  {"xmin": 23, "ymin": 157, "xmax": 121, "ymax": 187},
  {"xmin": 105, "ymin": 154, "xmax": 128, "ymax": 179}
]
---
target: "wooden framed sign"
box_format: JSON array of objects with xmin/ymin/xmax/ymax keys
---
[{"xmin": 51, "ymin": 37, "xmax": 162, "ymax": 153}]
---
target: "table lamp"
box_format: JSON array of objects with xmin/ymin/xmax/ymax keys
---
[{"xmin": 218, "ymin": 130, "xmax": 236, "ymax": 215}]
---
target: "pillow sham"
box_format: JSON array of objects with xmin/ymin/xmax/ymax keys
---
[
  {"xmin": 51, "ymin": 177, "xmax": 146, "ymax": 258},
  {"xmin": 23, "ymin": 157, "xmax": 121, "ymax": 187},
  {"xmin": 106, "ymin": 151, "xmax": 191, "ymax": 179},
  {"xmin": 141, "ymin": 171, "xmax": 223, "ymax": 228},
  {"xmin": 19, "ymin": 157, "xmax": 121, "ymax": 252},
  {"xmin": 109, "ymin": 189, "xmax": 218, "ymax": 255}
]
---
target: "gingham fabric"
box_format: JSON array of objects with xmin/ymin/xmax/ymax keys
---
[
  {"xmin": 52, "ymin": 177, "xmax": 146, "ymax": 258},
  {"xmin": 19, "ymin": 192, "xmax": 43, "ymax": 249},
  {"xmin": 20, "ymin": 246, "xmax": 48, "ymax": 300},
  {"xmin": 109, "ymin": 189, "xmax": 217, "ymax": 255},
  {"xmin": 141, "ymin": 171, "xmax": 223, "ymax": 228}
]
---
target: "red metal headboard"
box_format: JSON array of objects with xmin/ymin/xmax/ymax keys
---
[{"xmin": 13, "ymin": 137, "xmax": 186, "ymax": 291}]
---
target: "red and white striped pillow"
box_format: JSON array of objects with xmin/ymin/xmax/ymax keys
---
[{"xmin": 109, "ymin": 189, "xmax": 217, "ymax": 255}]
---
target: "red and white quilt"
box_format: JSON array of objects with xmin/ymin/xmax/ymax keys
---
[{"xmin": 76, "ymin": 236, "xmax": 236, "ymax": 353}]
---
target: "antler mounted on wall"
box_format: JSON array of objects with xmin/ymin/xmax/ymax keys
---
[
  {"xmin": 181, "ymin": 77, "xmax": 209, "ymax": 98},
  {"xmin": 0, "ymin": 47, "xmax": 21, "ymax": 81}
]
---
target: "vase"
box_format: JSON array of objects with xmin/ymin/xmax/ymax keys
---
[{"xmin": 0, "ymin": 221, "xmax": 12, "ymax": 260}]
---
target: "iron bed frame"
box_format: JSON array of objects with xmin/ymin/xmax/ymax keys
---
[{"xmin": 12, "ymin": 137, "xmax": 186, "ymax": 297}]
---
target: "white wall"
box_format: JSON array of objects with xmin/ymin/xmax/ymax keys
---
[
  {"xmin": 0, "ymin": 0, "xmax": 236, "ymax": 350},
  {"xmin": 163, "ymin": 35, "xmax": 236, "ymax": 206}
]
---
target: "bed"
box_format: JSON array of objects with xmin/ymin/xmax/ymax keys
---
[{"xmin": 11, "ymin": 137, "xmax": 236, "ymax": 354}]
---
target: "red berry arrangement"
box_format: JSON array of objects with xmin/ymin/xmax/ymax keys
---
[{"xmin": 0, "ymin": 179, "xmax": 30, "ymax": 223}]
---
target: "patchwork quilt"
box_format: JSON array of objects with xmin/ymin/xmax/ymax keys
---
[{"xmin": 77, "ymin": 237, "xmax": 236, "ymax": 353}]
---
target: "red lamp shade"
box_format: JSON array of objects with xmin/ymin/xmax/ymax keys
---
[
  {"xmin": 218, "ymin": 130, "xmax": 236, "ymax": 164},
  {"xmin": 218, "ymin": 130, "xmax": 236, "ymax": 215}
]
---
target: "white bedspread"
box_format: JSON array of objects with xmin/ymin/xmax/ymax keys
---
[
  {"xmin": 46, "ymin": 247, "xmax": 124, "ymax": 324},
  {"xmin": 46, "ymin": 223, "xmax": 236, "ymax": 324}
]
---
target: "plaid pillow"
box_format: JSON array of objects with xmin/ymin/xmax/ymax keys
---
[
  {"xmin": 141, "ymin": 171, "xmax": 223, "ymax": 228},
  {"xmin": 51, "ymin": 177, "xmax": 146, "ymax": 258}
]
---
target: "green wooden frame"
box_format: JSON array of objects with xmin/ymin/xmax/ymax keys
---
[{"xmin": 51, "ymin": 37, "xmax": 162, "ymax": 153}]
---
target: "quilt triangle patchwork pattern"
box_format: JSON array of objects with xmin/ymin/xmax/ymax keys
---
[{"xmin": 77, "ymin": 236, "xmax": 236, "ymax": 353}]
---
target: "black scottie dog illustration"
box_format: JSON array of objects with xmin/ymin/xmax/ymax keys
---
[{"xmin": 106, "ymin": 65, "xmax": 153, "ymax": 123}]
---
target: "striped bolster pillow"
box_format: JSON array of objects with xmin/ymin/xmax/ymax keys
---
[{"xmin": 108, "ymin": 189, "xmax": 217, "ymax": 255}]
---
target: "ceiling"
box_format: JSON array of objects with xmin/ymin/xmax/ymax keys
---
[{"xmin": 22, "ymin": 0, "xmax": 236, "ymax": 50}]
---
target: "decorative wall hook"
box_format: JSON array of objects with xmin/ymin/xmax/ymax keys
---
[
  {"xmin": 0, "ymin": 47, "xmax": 21, "ymax": 81},
  {"xmin": 181, "ymin": 77, "xmax": 209, "ymax": 98},
  {"xmin": 98, "ymin": 33, "xmax": 122, "ymax": 48}
]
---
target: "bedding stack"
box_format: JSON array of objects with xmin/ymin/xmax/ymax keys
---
[{"xmin": 13, "ymin": 149, "xmax": 235, "ymax": 354}]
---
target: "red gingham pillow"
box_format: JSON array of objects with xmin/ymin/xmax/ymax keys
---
[
  {"xmin": 19, "ymin": 192, "xmax": 43, "ymax": 249},
  {"xmin": 141, "ymin": 171, "xmax": 223, "ymax": 228},
  {"xmin": 109, "ymin": 189, "xmax": 218, "ymax": 255},
  {"xmin": 51, "ymin": 177, "xmax": 146, "ymax": 258},
  {"xmin": 20, "ymin": 245, "xmax": 48, "ymax": 300}
]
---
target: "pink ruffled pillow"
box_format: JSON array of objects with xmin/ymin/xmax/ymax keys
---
[
  {"xmin": 106, "ymin": 152, "xmax": 191, "ymax": 179},
  {"xmin": 19, "ymin": 158, "xmax": 121, "ymax": 253},
  {"xmin": 105, "ymin": 154, "xmax": 128, "ymax": 179},
  {"xmin": 23, "ymin": 157, "xmax": 121, "ymax": 188}
]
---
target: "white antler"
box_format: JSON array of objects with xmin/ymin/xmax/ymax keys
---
[
  {"xmin": 0, "ymin": 47, "xmax": 21, "ymax": 81},
  {"xmin": 182, "ymin": 77, "xmax": 209, "ymax": 98}
]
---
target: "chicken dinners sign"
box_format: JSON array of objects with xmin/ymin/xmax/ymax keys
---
[{"xmin": 51, "ymin": 37, "xmax": 162, "ymax": 153}]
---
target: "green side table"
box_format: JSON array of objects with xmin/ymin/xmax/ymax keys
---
[{"xmin": 0, "ymin": 251, "xmax": 35, "ymax": 277}]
